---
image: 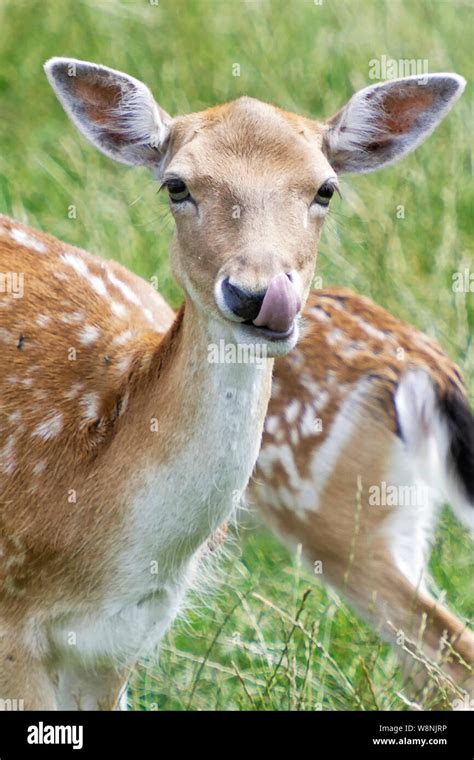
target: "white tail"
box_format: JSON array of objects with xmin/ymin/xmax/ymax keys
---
[
  {"xmin": 249, "ymin": 288, "xmax": 473, "ymax": 701},
  {"xmin": 0, "ymin": 58, "xmax": 465, "ymax": 709}
]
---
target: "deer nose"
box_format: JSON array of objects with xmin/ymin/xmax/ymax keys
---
[
  {"xmin": 222, "ymin": 273, "xmax": 301, "ymax": 332},
  {"xmin": 222, "ymin": 278, "xmax": 266, "ymax": 322}
]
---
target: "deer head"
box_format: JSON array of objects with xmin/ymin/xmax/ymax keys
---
[{"xmin": 45, "ymin": 59, "xmax": 464, "ymax": 357}]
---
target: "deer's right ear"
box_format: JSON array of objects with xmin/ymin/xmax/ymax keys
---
[{"xmin": 44, "ymin": 57, "xmax": 172, "ymax": 173}]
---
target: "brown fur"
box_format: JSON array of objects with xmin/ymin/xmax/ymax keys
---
[{"xmin": 249, "ymin": 289, "xmax": 473, "ymax": 701}]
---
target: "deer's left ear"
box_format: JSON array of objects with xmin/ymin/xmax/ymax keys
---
[{"xmin": 324, "ymin": 74, "xmax": 466, "ymax": 174}]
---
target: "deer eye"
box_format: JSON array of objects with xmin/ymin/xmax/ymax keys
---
[
  {"xmin": 166, "ymin": 179, "xmax": 191, "ymax": 203},
  {"xmin": 313, "ymin": 181, "xmax": 336, "ymax": 207}
]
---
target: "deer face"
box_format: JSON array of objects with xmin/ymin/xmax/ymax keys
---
[
  {"xmin": 45, "ymin": 58, "xmax": 464, "ymax": 356},
  {"xmin": 165, "ymin": 98, "xmax": 334, "ymax": 352}
]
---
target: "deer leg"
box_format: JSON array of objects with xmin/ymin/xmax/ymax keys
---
[
  {"xmin": 253, "ymin": 407, "xmax": 473, "ymax": 699},
  {"xmin": 261, "ymin": 496, "xmax": 472, "ymax": 702},
  {"xmin": 54, "ymin": 662, "xmax": 130, "ymax": 710},
  {"xmin": 315, "ymin": 539, "xmax": 473, "ymax": 698}
]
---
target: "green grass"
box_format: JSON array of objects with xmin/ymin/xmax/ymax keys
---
[{"xmin": 0, "ymin": 0, "xmax": 472, "ymax": 710}]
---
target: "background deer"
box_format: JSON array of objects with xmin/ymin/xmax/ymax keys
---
[
  {"xmin": 0, "ymin": 58, "xmax": 465, "ymax": 709},
  {"xmin": 249, "ymin": 288, "xmax": 473, "ymax": 703}
]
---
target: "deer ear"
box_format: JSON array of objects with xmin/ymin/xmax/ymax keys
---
[
  {"xmin": 324, "ymin": 74, "xmax": 465, "ymax": 174},
  {"xmin": 44, "ymin": 57, "xmax": 171, "ymax": 173}
]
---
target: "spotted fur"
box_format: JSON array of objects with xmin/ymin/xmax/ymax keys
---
[{"xmin": 250, "ymin": 289, "xmax": 473, "ymax": 696}]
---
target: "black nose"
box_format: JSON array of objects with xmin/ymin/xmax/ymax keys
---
[{"xmin": 221, "ymin": 278, "xmax": 266, "ymax": 321}]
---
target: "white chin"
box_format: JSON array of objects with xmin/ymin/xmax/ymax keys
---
[{"xmin": 232, "ymin": 320, "xmax": 299, "ymax": 358}]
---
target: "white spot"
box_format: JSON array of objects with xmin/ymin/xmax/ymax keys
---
[
  {"xmin": 326, "ymin": 328, "xmax": 344, "ymax": 346},
  {"xmin": 1, "ymin": 435, "xmax": 16, "ymax": 475},
  {"xmin": 264, "ymin": 415, "xmax": 279, "ymax": 436},
  {"xmin": 8, "ymin": 411, "xmax": 21, "ymax": 424},
  {"xmin": 278, "ymin": 486, "xmax": 299, "ymax": 510},
  {"xmin": 287, "ymin": 350, "xmax": 303, "ymax": 369},
  {"xmin": 274, "ymin": 427, "xmax": 286, "ymax": 444},
  {"xmin": 32, "ymin": 412, "xmax": 63, "ymax": 440},
  {"xmin": 338, "ymin": 341, "xmax": 367, "ymax": 360},
  {"xmin": 10, "ymin": 227, "xmax": 47, "ymax": 253},
  {"xmin": 258, "ymin": 443, "xmax": 315, "ymax": 513},
  {"xmin": 323, "ymin": 371, "xmax": 338, "ymax": 388},
  {"xmin": 64, "ymin": 382, "xmax": 84, "ymax": 400},
  {"xmin": 258, "ymin": 443, "xmax": 296, "ymax": 483},
  {"xmin": 313, "ymin": 388, "xmax": 330, "ymax": 413},
  {"xmin": 355, "ymin": 317, "xmax": 387, "ymax": 342},
  {"xmin": 61, "ymin": 311, "xmax": 85, "ymax": 325},
  {"xmin": 36, "ymin": 314, "xmax": 51, "ymax": 327},
  {"xmin": 144, "ymin": 308, "xmax": 154, "ymax": 325},
  {"xmin": 115, "ymin": 355, "xmax": 132, "ymax": 375},
  {"xmin": 89, "ymin": 274, "xmax": 108, "ymax": 297},
  {"xmin": 79, "ymin": 324, "xmax": 100, "ymax": 345},
  {"xmin": 312, "ymin": 306, "xmax": 331, "ymax": 322},
  {"xmin": 301, "ymin": 374, "xmax": 325, "ymax": 397},
  {"xmin": 80, "ymin": 392, "xmax": 100, "ymax": 423},
  {"xmin": 112, "ymin": 330, "xmax": 134, "ymax": 347},
  {"xmin": 79, "ymin": 393, "xmax": 99, "ymax": 422},
  {"xmin": 60, "ymin": 252, "xmax": 90, "ymax": 278},
  {"xmin": 61, "ymin": 252, "xmax": 109, "ymax": 298},
  {"xmin": 111, "ymin": 301, "xmax": 128, "ymax": 319},
  {"xmin": 284, "ymin": 400, "xmax": 301, "ymax": 424},
  {"xmin": 107, "ymin": 271, "xmax": 141, "ymax": 306},
  {"xmin": 32, "ymin": 460, "xmax": 46, "ymax": 476},
  {"xmin": 300, "ymin": 404, "xmax": 318, "ymax": 437}
]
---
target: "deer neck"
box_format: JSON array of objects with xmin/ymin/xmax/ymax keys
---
[
  {"xmin": 121, "ymin": 296, "xmax": 274, "ymax": 571},
  {"xmin": 169, "ymin": 295, "xmax": 274, "ymax": 411}
]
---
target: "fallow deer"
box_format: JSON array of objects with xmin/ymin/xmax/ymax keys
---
[
  {"xmin": 249, "ymin": 288, "xmax": 473, "ymax": 703},
  {"xmin": 0, "ymin": 58, "xmax": 465, "ymax": 709}
]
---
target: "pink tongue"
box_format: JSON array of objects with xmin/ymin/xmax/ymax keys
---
[{"xmin": 253, "ymin": 273, "xmax": 301, "ymax": 332}]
